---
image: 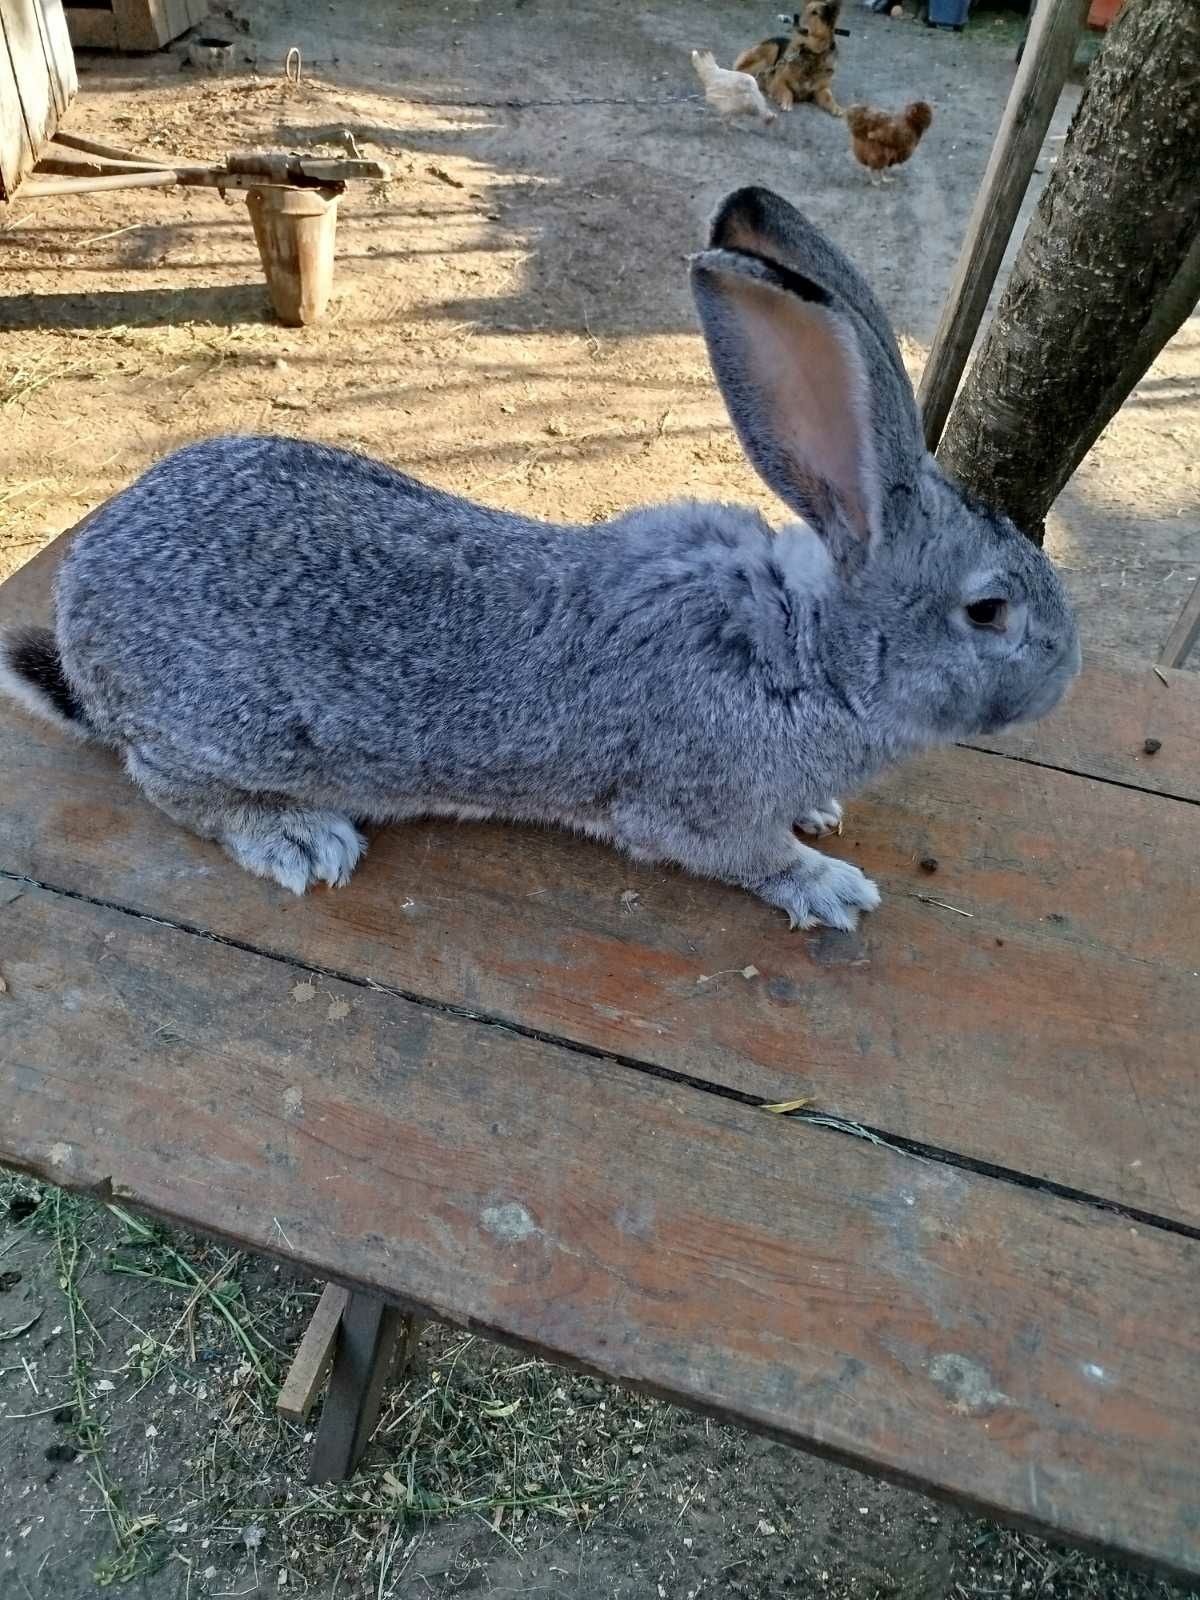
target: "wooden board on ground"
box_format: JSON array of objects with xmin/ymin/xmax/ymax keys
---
[{"xmin": 1, "ymin": 885, "xmax": 1198, "ymax": 1575}]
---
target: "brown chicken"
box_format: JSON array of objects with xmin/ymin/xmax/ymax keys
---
[{"xmin": 845, "ymin": 101, "xmax": 932, "ymax": 181}]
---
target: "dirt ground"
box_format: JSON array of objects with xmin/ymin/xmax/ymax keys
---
[
  {"xmin": 2, "ymin": 0, "xmax": 1197, "ymax": 650},
  {"xmin": 1, "ymin": 1, "xmax": 1198, "ymax": 1597}
]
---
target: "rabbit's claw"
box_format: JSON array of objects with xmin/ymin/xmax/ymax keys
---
[
  {"xmin": 796, "ymin": 798, "xmax": 844, "ymax": 838},
  {"xmin": 756, "ymin": 851, "xmax": 880, "ymax": 932}
]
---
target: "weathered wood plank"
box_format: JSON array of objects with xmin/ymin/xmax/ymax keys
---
[
  {"xmin": 0, "ymin": 695, "xmax": 1196, "ymax": 1225},
  {"xmin": 0, "ymin": 10, "xmax": 36, "ymax": 200},
  {"xmin": 964, "ymin": 659, "xmax": 1200, "ymax": 802},
  {"xmin": 1, "ymin": 886, "xmax": 1198, "ymax": 1574},
  {"xmin": 0, "ymin": 0, "xmax": 61, "ymax": 163},
  {"xmin": 29, "ymin": 0, "xmax": 76, "ymax": 118},
  {"xmin": 62, "ymin": 6, "xmax": 119, "ymax": 50},
  {"xmin": 276, "ymin": 1282, "xmax": 348, "ymax": 1422},
  {"xmin": 308, "ymin": 1296, "xmax": 415, "ymax": 1483}
]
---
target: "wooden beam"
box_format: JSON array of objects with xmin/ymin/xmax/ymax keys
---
[
  {"xmin": 918, "ymin": 0, "xmax": 1088, "ymax": 450},
  {"xmin": 52, "ymin": 128, "xmax": 175, "ymax": 167},
  {"xmin": 17, "ymin": 160, "xmax": 375, "ymax": 199},
  {"xmin": 17, "ymin": 167, "xmax": 178, "ymax": 196},
  {"xmin": 308, "ymin": 1294, "xmax": 419, "ymax": 1482},
  {"xmin": 277, "ymin": 1282, "xmax": 349, "ymax": 1422},
  {"xmin": 33, "ymin": 154, "xmax": 197, "ymax": 177}
]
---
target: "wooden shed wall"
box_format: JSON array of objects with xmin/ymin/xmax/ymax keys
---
[
  {"xmin": 64, "ymin": 0, "xmax": 209, "ymax": 53},
  {"xmin": 0, "ymin": 0, "xmax": 76, "ymax": 201}
]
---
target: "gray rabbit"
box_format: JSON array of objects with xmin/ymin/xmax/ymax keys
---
[{"xmin": 0, "ymin": 187, "xmax": 1079, "ymax": 931}]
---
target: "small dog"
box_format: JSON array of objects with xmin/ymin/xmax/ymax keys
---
[{"xmin": 734, "ymin": 1, "xmax": 844, "ymax": 118}]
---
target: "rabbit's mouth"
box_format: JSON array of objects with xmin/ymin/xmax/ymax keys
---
[
  {"xmin": 985, "ymin": 652, "xmax": 1080, "ymax": 733},
  {"xmin": 980, "ymin": 683, "xmax": 1043, "ymax": 735}
]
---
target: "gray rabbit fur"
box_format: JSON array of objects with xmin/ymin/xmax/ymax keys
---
[{"xmin": 0, "ymin": 187, "xmax": 1080, "ymax": 931}]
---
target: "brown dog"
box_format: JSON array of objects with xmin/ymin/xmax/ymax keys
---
[{"xmin": 734, "ymin": 2, "xmax": 844, "ymax": 118}]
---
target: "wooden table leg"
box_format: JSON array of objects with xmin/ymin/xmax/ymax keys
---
[
  {"xmin": 1159, "ymin": 571, "xmax": 1200, "ymax": 669},
  {"xmin": 307, "ymin": 1290, "xmax": 424, "ymax": 1483}
]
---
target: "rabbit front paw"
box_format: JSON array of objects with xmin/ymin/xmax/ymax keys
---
[
  {"xmin": 755, "ymin": 851, "xmax": 880, "ymax": 932},
  {"xmin": 223, "ymin": 809, "xmax": 366, "ymax": 895},
  {"xmin": 796, "ymin": 798, "xmax": 843, "ymax": 838}
]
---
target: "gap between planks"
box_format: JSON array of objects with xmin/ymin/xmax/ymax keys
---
[
  {"xmin": 955, "ymin": 742, "xmax": 1200, "ymax": 809},
  {"xmin": 5, "ymin": 864, "xmax": 1199, "ymax": 1248}
]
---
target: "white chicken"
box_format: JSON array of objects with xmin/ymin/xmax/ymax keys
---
[{"xmin": 690, "ymin": 50, "xmax": 777, "ymax": 126}]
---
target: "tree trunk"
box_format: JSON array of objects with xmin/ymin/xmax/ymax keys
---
[
  {"xmin": 917, "ymin": 0, "xmax": 1088, "ymax": 451},
  {"xmin": 936, "ymin": 0, "xmax": 1200, "ymax": 544}
]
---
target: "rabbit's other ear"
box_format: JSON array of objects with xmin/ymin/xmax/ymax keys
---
[{"xmin": 692, "ymin": 189, "xmax": 925, "ymax": 562}]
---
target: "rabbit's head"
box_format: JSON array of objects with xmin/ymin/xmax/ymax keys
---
[{"xmin": 690, "ymin": 187, "xmax": 1080, "ymax": 742}]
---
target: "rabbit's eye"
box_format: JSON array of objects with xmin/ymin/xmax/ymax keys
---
[{"xmin": 966, "ymin": 598, "xmax": 1008, "ymax": 631}]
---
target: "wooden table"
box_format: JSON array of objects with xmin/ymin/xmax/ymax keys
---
[{"xmin": 2, "ymin": 530, "xmax": 1199, "ymax": 1575}]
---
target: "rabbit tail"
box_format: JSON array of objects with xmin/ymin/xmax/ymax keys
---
[{"xmin": 0, "ymin": 626, "xmax": 93, "ymax": 739}]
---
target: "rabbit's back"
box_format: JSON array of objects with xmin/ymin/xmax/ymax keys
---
[
  {"xmin": 58, "ymin": 438, "xmax": 590, "ymax": 782},
  {"xmin": 54, "ymin": 436, "xmax": 796, "ymax": 818}
]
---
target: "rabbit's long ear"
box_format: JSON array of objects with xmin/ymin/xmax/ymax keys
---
[
  {"xmin": 691, "ymin": 188, "xmax": 924, "ymax": 562},
  {"xmin": 709, "ymin": 186, "xmax": 913, "ymax": 401}
]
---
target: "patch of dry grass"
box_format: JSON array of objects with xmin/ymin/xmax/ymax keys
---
[{"xmin": 0, "ymin": 1175, "xmax": 645, "ymax": 1593}]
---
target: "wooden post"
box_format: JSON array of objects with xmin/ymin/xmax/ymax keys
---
[
  {"xmin": 917, "ymin": 0, "xmax": 1088, "ymax": 451},
  {"xmin": 307, "ymin": 1292, "xmax": 423, "ymax": 1483},
  {"xmin": 1160, "ymin": 578, "xmax": 1200, "ymax": 670}
]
